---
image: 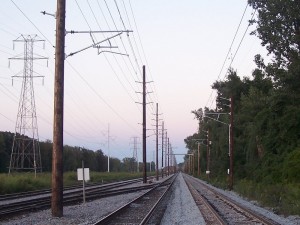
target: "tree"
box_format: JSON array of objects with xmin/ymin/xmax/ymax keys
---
[
  {"xmin": 110, "ymin": 157, "xmax": 121, "ymax": 172},
  {"xmin": 122, "ymin": 157, "xmax": 136, "ymax": 172},
  {"xmin": 40, "ymin": 140, "xmax": 53, "ymax": 171},
  {"xmin": 248, "ymin": 0, "xmax": 300, "ymax": 67},
  {"xmin": 95, "ymin": 150, "xmax": 106, "ymax": 172}
]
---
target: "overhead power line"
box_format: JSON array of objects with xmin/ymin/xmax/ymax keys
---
[{"xmin": 205, "ymin": 3, "xmax": 254, "ymax": 109}]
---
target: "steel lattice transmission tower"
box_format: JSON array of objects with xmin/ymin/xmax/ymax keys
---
[
  {"xmin": 8, "ymin": 35, "xmax": 47, "ymax": 175},
  {"xmin": 131, "ymin": 136, "xmax": 140, "ymax": 172}
]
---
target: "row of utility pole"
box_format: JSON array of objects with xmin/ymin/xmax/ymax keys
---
[
  {"xmin": 51, "ymin": 0, "xmax": 176, "ymax": 217},
  {"xmin": 139, "ymin": 69, "xmax": 175, "ymax": 182},
  {"xmin": 188, "ymin": 97, "xmax": 234, "ymax": 190}
]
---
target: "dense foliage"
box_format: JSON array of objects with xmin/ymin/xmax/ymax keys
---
[
  {"xmin": 184, "ymin": 0, "xmax": 300, "ymax": 206},
  {"xmin": 0, "ymin": 131, "xmax": 153, "ymax": 173}
]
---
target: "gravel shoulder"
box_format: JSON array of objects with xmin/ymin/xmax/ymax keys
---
[
  {"xmin": 160, "ymin": 173, "xmax": 205, "ymax": 225},
  {"xmin": 2, "ymin": 174, "xmax": 299, "ymax": 225},
  {"xmin": 1, "ymin": 190, "xmax": 147, "ymax": 225},
  {"xmin": 193, "ymin": 176, "xmax": 300, "ymax": 225}
]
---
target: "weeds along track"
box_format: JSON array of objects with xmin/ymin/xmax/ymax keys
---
[
  {"xmin": 93, "ymin": 174, "xmax": 177, "ymax": 225},
  {"xmin": 0, "ymin": 177, "xmax": 155, "ymax": 220},
  {"xmin": 0, "ymin": 177, "xmax": 146, "ymax": 201},
  {"xmin": 183, "ymin": 174, "xmax": 281, "ymax": 225}
]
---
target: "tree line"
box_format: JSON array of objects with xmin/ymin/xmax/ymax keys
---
[
  {"xmin": 0, "ymin": 131, "xmax": 155, "ymax": 173},
  {"xmin": 184, "ymin": 0, "xmax": 300, "ymax": 185}
]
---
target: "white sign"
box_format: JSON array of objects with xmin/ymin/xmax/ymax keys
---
[{"xmin": 77, "ymin": 168, "xmax": 90, "ymax": 181}]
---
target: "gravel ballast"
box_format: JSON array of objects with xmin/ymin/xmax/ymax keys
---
[
  {"xmin": 192, "ymin": 176, "xmax": 300, "ymax": 225},
  {"xmin": 1, "ymin": 191, "xmax": 147, "ymax": 225},
  {"xmin": 160, "ymin": 173, "xmax": 206, "ymax": 225},
  {"xmin": 1, "ymin": 174, "xmax": 299, "ymax": 225}
]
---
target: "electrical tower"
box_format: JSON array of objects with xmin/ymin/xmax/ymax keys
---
[
  {"xmin": 8, "ymin": 35, "xmax": 47, "ymax": 175},
  {"xmin": 130, "ymin": 136, "xmax": 140, "ymax": 172},
  {"xmin": 102, "ymin": 123, "xmax": 116, "ymax": 173}
]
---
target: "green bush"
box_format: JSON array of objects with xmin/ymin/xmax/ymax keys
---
[
  {"xmin": 280, "ymin": 183, "xmax": 300, "ymax": 215},
  {"xmin": 0, "ymin": 173, "xmax": 51, "ymax": 194},
  {"xmin": 235, "ymin": 179, "xmax": 300, "ymax": 216},
  {"xmin": 282, "ymin": 149, "xmax": 300, "ymax": 183}
]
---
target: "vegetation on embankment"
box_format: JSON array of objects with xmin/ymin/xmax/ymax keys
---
[
  {"xmin": 0, "ymin": 171, "xmax": 144, "ymax": 195},
  {"xmin": 0, "ymin": 131, "xmax": 155, "ymax": 174},
  {"xmin": 197, "ymin": 174, "xmax": 300, "ymax": 216},
  {"xmin": 184, "ymin": 0, "xmax": 300, "ymax": 217}
]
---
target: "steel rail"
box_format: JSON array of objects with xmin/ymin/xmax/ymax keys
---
[
  {"xmin": 184, "ymin": 176, "xmax": 227, "ymax": 225},
  {"xmin": 93, "ymin": 174, "xmax": 176, "ymax": 225},
  {"xmin": 184, "ymin": 174, "xmax": 281, "ymax": 225},
  {"xmin": 0, "ymin": 179, "xmax": 155, "ymax": 220},
  {"xmin": 139, "ymin": 174, "xmax": 177, "ymax": 225},
  {"xmin": 0, "ymin": 177, "xmax": 150, "ymax": 201}
]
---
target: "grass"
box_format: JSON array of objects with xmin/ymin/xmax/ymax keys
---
[
  {"xmin": 0, "ymin": 173, "xmax": 51, "ymax": 194},
  {"xmin": 0, "ymin": 171, "xmax": 145, "ymax": 195},
  {"xmin": 193, "ymin": 174, "xmax": 300, "ymax": 216},
  {"xmin": 235, "ymin": 179, "xmax": 300, "ymax": 216}
]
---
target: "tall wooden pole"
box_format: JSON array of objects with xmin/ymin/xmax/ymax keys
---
[
  {"xmin": 167, "ymin": 138, "xmax": 170, "ymax": 176},
  {"xmin": 142, "ymin": 65, "xmax": 147, "ymax": 183},
  {"xmin": 229, "ymin": 96, "xmax": 234, "ymax": 190},
  {"xmin": 197, "ymin": 143, "xmax": 201, "ymax": 176},
  {"xmin": 52, "ymin": 0, "xmax": 65, "ymax": 217},
  {"xmin": 206, "ymin": 129, "xmax": 210, "ymax": 179},
  {"xmin": 164, "ymin": 131, "xmax": 167, "ymax": 177},
  {"xmin": 161, "ymin": 121, "xmax": 164, "ymax": 178},
  {"xmin": 193, "ymin": 153, "xmax": 195, "ymax": 175},
  {"xmin": 155, "ymin": 103, "xmax": 159, "ymax": 181}
]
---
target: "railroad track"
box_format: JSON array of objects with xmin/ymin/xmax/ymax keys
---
[
  {"xmin": 0, "ymin": 177, "xmax": 145, "ymax": 202},
  {"xmin": 183, "ymin": 174, "xmax": 281, "ymax": 225},
  {"xmin": 0, "ymin": 177, "xmax": 155, "ymax": 220},
  {"xmin": 93, "ymin": 174, "xmax": 177, "ymax": 225}
]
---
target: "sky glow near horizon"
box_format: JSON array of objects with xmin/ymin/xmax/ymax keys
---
[{"xmin": 0, "ymin": 1, "xmax": 268, "ymax": 165}]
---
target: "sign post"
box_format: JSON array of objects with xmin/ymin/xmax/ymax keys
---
[{"xmin": 77, "ymin": 161, "xmax": 90, "ymax": 204}]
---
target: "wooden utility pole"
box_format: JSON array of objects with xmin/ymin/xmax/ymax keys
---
[
  {"xmin": 193, "ymin": 152, "xmax": 195, "ymax": 175},
  {"xmin": 206, "ymin": 129, "xmax": 210, "ymax": 179},
  {"xmin": 161, "ymin": 121, "xmax": 164, "ymax": 178},
  {"xmin": 164, "ymin": 131, "xmax": 168, "ymax": 177},
  {"xmin": 155, "ymin": 103, "xmax": 159, "ymax": 181},
  {"xmin": 197, "ymin": 143, "xmax": 201, "ymax": 176},
  {"xmin": 170, "ymin": 148, "xmax": 173, "ymax": 174},
  {"xmin": 189, "ymin": 154, "xmax": 192, "ymax": 174},
  {"xmin": 142, "ymin": 65, "xmax": 147, "ymax": 184},
  {"xmin": 229, "ymin": 96, "xmax": 234, "ymax": 190},
  {"xmin": 52, "ymin": 0, "xmax": 65, "ymax": 217},
  {"xmin": 167, "ymin": 138, "xmax": 170, "ymax": 176}
]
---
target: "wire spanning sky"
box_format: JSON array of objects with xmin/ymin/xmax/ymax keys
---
[{"xmin": 0, "ymin": 0, "xmax": 267, "ymax": 164}]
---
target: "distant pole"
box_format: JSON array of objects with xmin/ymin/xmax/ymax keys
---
[
  {"xmin": 193, "ymin": 152, "xmax": 195, "ymax": 175},
  {"xmin": 197, "ymin": 143, "xmax": 201, "ymax": 176},
  {"xmin": 164, "ymin": 131, "xmax": 168, "ymax": 177},
  {"xmin": 52, "ymin": 0, "xmax": 66, "ymax": 217},
  {"xmin": 155, "ymin": 103, "xmax": 159, "ymax": 181},
  {"xmin": 170, "ymin": 147, "xmax": 173, "ymax": 174},
  {"xmin": 229, "ymin": 96, "xmax": 234, "ymax": 190},
  {"xmin": 189, "ymin": 155, "xmax": 191, "ymax": 174},
  {"xmin": 142, "ymin": 65, "xmax": 147, "ymax": 183},
  {"xmin": 161, "ymin": 121, "xmax": 164, "ymax": 178},
  {"xmin": 107, "ymin": 124, "xmax": 109, "ymax": 172},
  {"xmin": 206, "ymin": 129, "xmax": 210, "ymax": 179},
  {"xmin": 167, "ymin": 138, "xmax": 170, "ymax": 176}
]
